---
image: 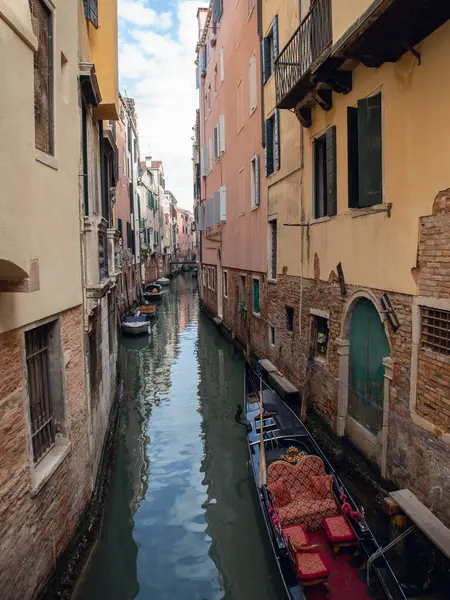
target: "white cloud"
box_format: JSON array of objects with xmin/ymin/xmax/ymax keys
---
[
  {"xmin": 119, "ymin": 0, "xmax": 173, "ymax": 30},
  {"xmin": 119, "ymin": 0, "xmax": 208, "ymax": 209}
]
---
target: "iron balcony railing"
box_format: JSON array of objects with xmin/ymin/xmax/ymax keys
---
[{"xmin": 275, "ymin": 0, "xmax": 332, "ymax": 107}]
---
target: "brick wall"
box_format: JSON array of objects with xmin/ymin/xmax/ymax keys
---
[
  {"xmin": 414, "ymin": 189, "xmax": 450, "ymax": 432},
  {"xmin": 0, "ymin": 306, "xmax": 92, "ymax": 600}
]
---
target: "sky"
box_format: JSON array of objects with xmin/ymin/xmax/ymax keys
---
[{"xmin": 118, "ymin": 0, "xmax": 208, "ymax": 210}]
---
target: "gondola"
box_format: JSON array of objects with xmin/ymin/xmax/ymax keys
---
[
  {"xmin": 121, "ymin": 314, "xmax": 152, "ymax": 336},
  {"xmin": 237, "ymin": 363, "xmax": 407, "ymax": 600},
  {"xmin": 143, "ymin": 283, "xmax": 163, "ymax": 300}
]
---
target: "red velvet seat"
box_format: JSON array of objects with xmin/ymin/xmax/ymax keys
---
[
  {"xmin": 323, "ymin": 515, "xmax": 356, "ymax": 543},
  {"xmin": 282, "ymin": 524, "xmax": 310, "ymax": 551},
  {"xmin": 296, "ymin": 552, "xmax": 330, "ymax": 581}
]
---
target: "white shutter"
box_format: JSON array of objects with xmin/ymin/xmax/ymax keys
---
[
  {"xmin": 201, "ymin": 145, "xmax": 208, "ymax": 176},
  {"xmin": 219, "ymin": 114, "xmax": 225, "ymax": 152},
  {"xmin": 208, "ymin": 137, "xmax": 213, "ymax": 172},
  {"xmin": 213, "ymin": 190, "xmax": 221, "ymax": 224},
  {"xmin": 220, "ymin": 185, "xmax": 226, "ymax": 222},
  {"xmin": 219, "ymin": 47, "xmax": 224, "ymax": 83},
  {"xmin": 249, "ymin": 54, "xmax": 257, "ymax": 113}
]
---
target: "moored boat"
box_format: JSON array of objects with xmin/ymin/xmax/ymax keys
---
[
  {"xmin": 143, "ymin": 283, "xmax": 163, "ymax": 300},
  {"xmin": 121, "ymin": 314, "xmax": 152, "ymax": 336},
  {"xmin": 144, "ymin": 282, "xmax": 162, "ymax": 293},
  {"xmin": 237, "ymin": 363, "xmax": 407, "ymax": 600},
  {"xmin": 156, "ymin": 277, "xmax": 170, "ymax": 286},
  {"xmin": 136, "ymin": 304, "xmax": 157, "ymax": 318},
  {"xmin": 192, "ymin": 268, "xmax": 198, "ymax": 278}
]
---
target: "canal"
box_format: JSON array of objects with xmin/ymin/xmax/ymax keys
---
[{"xmin": 74, "ymin": 274, "xmax": 285, "ymax": 600}]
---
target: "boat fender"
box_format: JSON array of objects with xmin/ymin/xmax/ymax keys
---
[{"xmin": 235, "ymin": 405, "xmax": 252, "ymax": 432}]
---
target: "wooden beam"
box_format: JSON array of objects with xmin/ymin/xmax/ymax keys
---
[
  {"xmin": 390, "ymin": 489, "xmax": 450, "ymax": 559},
  {"xmin": 313, "ymin": 70, "xmax": 353, "ymax": 95},
  {"xmin": 295, "ymin": 107, "xmax": 312, "ymax": 128},
  {"xmin": 312, "ymin": 89, "xmax": 332, "ymax": 111}
]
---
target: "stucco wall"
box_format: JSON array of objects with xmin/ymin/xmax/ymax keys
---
[
  {"xmin": 331, "ymin": 0, "xmax": 374, "ymax": 44},
  {"xmin": 297, "ymin": 19, "xmax": 450, "ymax": 295},
  {"xmin": 200, "ymin": 1, "xmax": 267, "ymax": 274},
  {"xmin": 0, "ymin": 0, "xmax": 83, "ymax": 334}
]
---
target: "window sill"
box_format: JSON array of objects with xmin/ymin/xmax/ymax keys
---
[
  {"xmin": 253, "ymin": 311, "xmax": 261, "ymax": 319},
  {"xmin": 268, "ymin": 278, "xmax": 277, "ymax": 284},
  {"xmin": 36, "ymin": 150, "xmax": 58, "ymax": 171},
  {"xmin": 349, "ymin": 203, "xmax": 390, "ymax": 218},
  {"xmin": 250, "ymin": 204, "xmax": 259, "ymax": 212},
  {"xmin": 30, "ymin": 440, "xmax": 71, "ymax": 497},
  {"xmin": 310, "ymin": 216, "xmax": 331, "ymax": 225}
]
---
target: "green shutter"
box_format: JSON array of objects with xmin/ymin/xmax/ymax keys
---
[
  {"xmin": 274, "ymin": 109, "xmax": 280, "ymax": 171},
  {"xmin": 253, "ymin": 279, "xmax": 260, "ymax": 313},
  {"xmin": 326, "ymin": 126, "xmax": 337, "ymax": 216},
  {"xmin": 129, "ymin": 182, "xmax": 133, "ymax": 213},
  {"xmin": 272, "ymin": 15, "xmax": 279, "ymax": 61},
  {"xmin": 265, "ymin": 119, "xmax": 274, "ymax": 176},
  {"xmin": 347, "ymin": 107, "xmax": 359, "ymax": 208},
  {"xmin": 262, "ymin": 37, "xmax": 270, "ymax": 84},
  {"xmin": 357, "ymin": 93, "xmax": 382, "ymax": 207}
]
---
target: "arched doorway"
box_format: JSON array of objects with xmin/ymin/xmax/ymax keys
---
[
  {"xmin": 348, "ymin": 298, "xmax": 390, "ymax": 435},
  {"xmin": 337, "ymin": 291, "xmax": 392, "ymax": 475}
]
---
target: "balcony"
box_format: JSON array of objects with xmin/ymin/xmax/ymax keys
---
[
  {"xmin": 107, "ymin": 228, "xmax": 121, "ymax": 281},
  {"xmin": 275, "ymin": 0, "xmax": 332, "ymax": 110},
  {"xmin": 84, "ymin": 216, "xmax": 111, "ymax": 295}
]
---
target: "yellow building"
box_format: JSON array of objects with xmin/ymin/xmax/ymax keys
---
[
  {"xmin": 0, "ymin": 1, "xmax": 120, "ymax": 597},
  {"xmin": 262, "ymin": 0, "xmax": 450, "ymax": 523}
]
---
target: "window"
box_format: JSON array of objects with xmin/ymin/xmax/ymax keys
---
[
  {"xmin": 214, "ymin": 64, "xmax": 219, "ymax": 93},
  {"xmin": 208, "ymin": 83, "xmax": 211, "ymax": 109},
  {"xmin": 213, "ymin": 124, "xmax": 220, "ymax": 160},
  {"xmin": 224, "ymin": 271, "xmax": 228, "ymax": 297},
  {"xmin": 207, "ymin": 267, "xmax": 211, "ymax": 288},
  {"xmin": 250, "ymin": 155, "xmax": 260, "ymax": 208},
  {"xmin": 108, "ymin": 293, "xmax": 115, "ymax": 356},
  {"xmin": 262, "ymin": 15, "xmax": 278, "ymax": 84},
  {"xmin": 269, "ymin": 219, "xmax": 277, "ymax": 279},
  {"xmin": 313, "ymin": 127, "xmax": 337, "ymax": 219},
  {"xmin": 30, "ymin": 0, "xmax": 54, "ymax": 155},
  {"xmin": 208, "ymin": 137, "xmax": 213, "ymax": 172},
  {"xmin": 421, "ymin": 307, "xmax": 450, "ymax": 356},
  {"xmin": 211, "ymin": 268, "xmax": 216, "ymax": 291},
  {"xmin": 240, "ymin": 275, "xmax": 246, "ymax": 303},
  {"xmin": 219, "ymin": 114, "xmax": 225, "ymax": 152},
  {"xmin": 286, "ymin": 307, "xmax": 294, "ymax": 332},
  {"xmin": 252, "ymin": 278, "xmax": 260, "ymax": 314},
  {"xmin": 348, "ymin": 92, "xmax": 383, "ymax": 208},
  {"xmin": 313, "ymin": 315, "xmax": 329, "ymax": 359},
  {"xmin": 89, "ymin": 308, "xmax": 102, "ymax": 409},
  {"xmin": 265, "ymin": 111, "xmax": 280, "ymax": 176},
  {"xmin": 219, "ymin": 47, "xmax": 224, "ymax": 83},
  {"xmin": 249, "ymin": 53, "xmax": 257, "ymax": 114},
  {"xmin": 269, "ymin": 326, "xmax": 275, "ymax": 346},
  {"xmin": 25, "ymin": 321, "xmax": 64, "ymax": 464},
  {"xmin": 202, "ymin": 266, "xmax": 207, "ymax": 286},
  {"xmin": 237, "ymin": 79, "xmax": 244, "ymax": 133}
]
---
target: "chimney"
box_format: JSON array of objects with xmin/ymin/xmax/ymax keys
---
[{"xmin": 145, "ymin": 155, "xmax": 152, "ymax": 169}]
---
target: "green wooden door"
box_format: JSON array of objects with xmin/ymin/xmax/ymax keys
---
[{"xmin": 348, "ymin": 299, "xmax": 389, "ymax": 435}]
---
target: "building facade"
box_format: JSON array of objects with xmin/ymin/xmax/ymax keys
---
[
  {"xmin": 262, "ymin": 0, "xmax": 450, "ymax": 524},
  {"xmin": 116, "ymin": 94, "xmax": 141, "ymax": 312},
  {"xmin": 176, "ymin": 208, "xmax": 195, "ymax": 260},
  {"xmin": 195, "ymin": 0, "xmax": 268, "ymax": 357},
  {"xmin": 0, "ymin": 0, "xmax": 121, "ymax": 597}
]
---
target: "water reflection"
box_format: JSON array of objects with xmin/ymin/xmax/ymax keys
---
[{"xmin": 75, "ymin": 275, "xmax": 282, "ymax": 600}]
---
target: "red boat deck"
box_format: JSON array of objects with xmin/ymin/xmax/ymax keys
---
[{"xmin": 304, "ymin": 530, "xmax": 369, "ymax": 600}]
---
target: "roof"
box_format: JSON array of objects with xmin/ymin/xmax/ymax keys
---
[{"xmin": 151, "ymin": 161, "xmax": 162, "ymax": 168}]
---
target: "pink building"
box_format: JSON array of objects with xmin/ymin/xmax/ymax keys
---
[
  {"xmin": 196, "ymin": 2, "xmax": 267, "ymax": 355},
  {"xmin": 176, "ymin": 208, "xmax": 194, "ymax": 259}
]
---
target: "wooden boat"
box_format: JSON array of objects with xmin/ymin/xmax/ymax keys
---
[
  {"xmin": 143, "ymin": 283, "xmax": 163, "ymax": 300},
  {"xmin": 136, "ymin": 305, "xmax": 157, "ymax": 318},
  {"xmin": 144, "ymin": 282, "xmax": 162, "ymax": 293},
  {"xmin": 121, "ymin": 314, "xmax": 151, "ymax": 336},
  {"xmin": 192, "ymin": 268, "xmax": 198, "ymax": 278},
  {"xmin": 237, "ymin": 363, "xmax": 407, "ymax": 600}
]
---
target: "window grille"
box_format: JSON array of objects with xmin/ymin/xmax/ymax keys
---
[
  {"xmin": 25, "ymin": 324, "xmax": 55, "ymax": 463},
  {"xmin": 421, "ymin": 307, "xmax": 450, "ymax": 356},
  {"xmin": 29, "ymin": 0, "xmax": 53, "ymax": 154}
]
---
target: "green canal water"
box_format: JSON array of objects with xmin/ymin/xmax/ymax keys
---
[{"xmin": 74, "ymin": 274, "xmax": 284, "ymax": 600}]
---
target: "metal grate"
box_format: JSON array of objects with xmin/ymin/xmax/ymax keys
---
[
  {"xmin": 29, "ymin": 0, "xmax": 53, "ymax": 155},
  {"xmin": 421, "ymin": 307, "xmax": 450, "ymax": 356},
  {"xmin": 25, "ymin": 324, "xmax": 55, "ymax": 464}
]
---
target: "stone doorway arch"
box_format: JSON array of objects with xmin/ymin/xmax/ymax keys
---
[{"xmin": 336, "ymin": 290, "xmax": 393, "ymax": 477}]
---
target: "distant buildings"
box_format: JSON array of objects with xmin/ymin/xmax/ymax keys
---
[{"xmin": 176, "ymin": 208, "xmax": 195, "ymax": 260}]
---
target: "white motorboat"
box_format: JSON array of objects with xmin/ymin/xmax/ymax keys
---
[{"xmin": 156, "ymin": 277, "xmax": 170, "ymax": 286}]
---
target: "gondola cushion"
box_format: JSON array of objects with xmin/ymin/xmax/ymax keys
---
[
  {"xmin": 277, "ymin": 498, "xmax": 337, "ymax": 530},
  {"xmin": 323, "ymin": 515, "xmax": 356, "ymax": 543},
  {"xmin": 267, "ymin": 479, "xmax": 291, "ymax": 507},
  {"xmin": 283, "ymin": 525, "xmax": 310, "ymax": 550},
  {"xmin": 296, "ymin": 552, "xmax": 329, "ymax": 581}
]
